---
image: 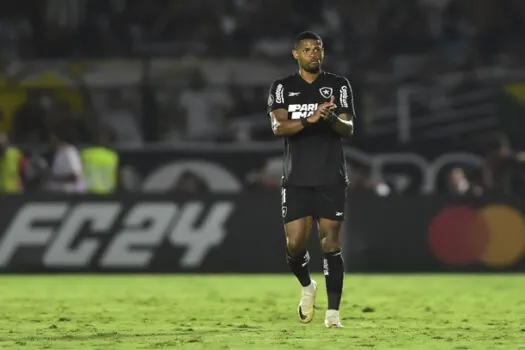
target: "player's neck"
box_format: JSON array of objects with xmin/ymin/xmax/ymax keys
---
[{"xmin": 298, "ymin": 69, "xmax": 321, "ymax": 84}]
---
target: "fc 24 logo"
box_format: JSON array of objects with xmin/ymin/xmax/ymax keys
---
[{"xmin": 0, "ymin": 201, "xmax": 234, "ymax": 269}]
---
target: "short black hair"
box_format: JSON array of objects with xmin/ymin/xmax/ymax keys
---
[{"xmin": 294, "ymin": 31, "xmax": 323, "ymax": 48}]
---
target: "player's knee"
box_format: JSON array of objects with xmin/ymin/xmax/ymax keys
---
[
  {"xmin": 321, "ymin": 239, "xmax": 340, "ymax": 253},
  {"xmin": 286, "ymin": 236, "xmax": 308, "ymax": 256},
  {"xmin": 320, "ymin": 233, "xmax": 341, "ymax": 253},
  {"xmin": 318, "ymin": 220, "xmax": 342, "ymax": 252}
]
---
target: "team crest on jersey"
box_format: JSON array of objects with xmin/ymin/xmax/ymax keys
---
[{"xmin": 319, "ymin": 87, "xmax": 333, "ymax": 99}]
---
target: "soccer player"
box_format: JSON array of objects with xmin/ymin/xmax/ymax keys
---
[{"xmin": 267, "ymin": 31, "xmax": 355, "ymax": 328}]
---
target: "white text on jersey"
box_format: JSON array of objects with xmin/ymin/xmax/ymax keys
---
[{"xmin": 288, "ymin": 103, "xmax": 318, "ymax": 119}]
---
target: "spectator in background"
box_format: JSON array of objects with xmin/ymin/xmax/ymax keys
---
[
  {"xmin": 81, "ymin": 127, "xmax": 120, "ymax": 194},
  {"xmin": 10, "ymin": 89, "xmax": 51, "ymax": 144},
  {"xmin": 245, "ymin": 157, "xmax": 282, "ymax": 189},
  {"xmin": 44, "ymin": 120, "xmax": 84, "ymax": 193},
  {"xmin": 173, "ymin": 170, "xmax": 209, "ymax": 195},
  {"xmin": 0, "ymin": 131, "xmax": 25, "ymax": 193},
  {"xmin": 446, "ymin": 167, "xmax": 482, "ymax": 196},
  {"xmin": 53, "ymin": 99, "xmax": 91, "ymax": 145},
  {"xmin": 349, "ymin": 165, "xmax": 391, "ymax": 196},
  {"xmin": 101, "ymin": 89, "xmax": 143, "ymax": 148},
  {"xmin": 482, "ymin": 133, "xmax": 518, "ymax": 195},
  {"xmin": 23, "ymin": 152, "xmax": 49, "ymax": 192},
  {"xmin": 178, "ymin": 69, "xmax": 232, "ymax": 141}
]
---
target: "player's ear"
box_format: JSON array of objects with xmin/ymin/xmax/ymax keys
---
[{"xmin": 292, "ymin": 49, "xmax": 299, "ymax": 60}]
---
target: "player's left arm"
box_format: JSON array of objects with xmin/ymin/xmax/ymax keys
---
[
  {"xmin": 330, "ymin": 112, "xmax": 354, "ymax": 137},
  {"xmin": 329, "ymin": 77, "xmax": 356, "ymax": 137}
]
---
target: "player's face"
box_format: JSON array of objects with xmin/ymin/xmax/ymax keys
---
[{"xmin": 293, "ymin": 39, "xmax": 324, "ymax": 74}]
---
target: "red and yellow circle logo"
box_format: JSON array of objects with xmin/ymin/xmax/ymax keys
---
[{"xmin": 428, "ymin": 205, "xmax": 525, "ymax": 267}]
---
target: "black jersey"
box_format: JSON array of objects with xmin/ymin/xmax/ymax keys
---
[{"xmin": 267, "ymin": 71, "xmax": 356, "ymax": 187}]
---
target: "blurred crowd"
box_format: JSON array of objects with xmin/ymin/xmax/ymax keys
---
[
  {"xmin": 2, "ymin": 115, "xmax": 525, "ymax": 196},
  {"xmin": 1, "ymin": 0, "xmax": 525, "ymax": 196},
  {"xmin": 2, "ymin": 0, "xmax": 525, "ymax": 64},
  {"xmin": 1, "ymin": 0, "xmax": 524, "ymax": 145},
  {"xmin": 246, "ymin": 131, "xmax": 525, "ymax": 196},
  {"xmin": 7, "ymin": 88, "xmax": 141, "ymax": 147}
]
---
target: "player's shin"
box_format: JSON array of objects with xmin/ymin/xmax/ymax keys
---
[
  {"xmin": 323, "ymin": 250, "xmax": 344, "ymax": 310},
  {"xmin": 286, "ymin": 248, "xmax": 312, "ymax": 287}
]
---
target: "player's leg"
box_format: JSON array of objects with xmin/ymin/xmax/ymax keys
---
[
  {"xmin": 284, "ymin": 216, "xmax": 313, "ymax": 285},
  {"xmin": 315, "ymin": 185, "xmax": 347, "ymax": 328},
  {"xmin": 282, "ymin": 187, "xmax": 317, "ymax": 323},
  {"xmin": 317, "ymin": 218, "xmax": 344, "ymax": 327}
]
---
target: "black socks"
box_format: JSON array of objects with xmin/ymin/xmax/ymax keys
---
[
  {"xmin": 287, "ymin": 248, "xmax": 345, "ymax": 310},
  {"xmin": 323, "ymin": 250, "xmax": 344, "ymax": 310},
  {"xmin": 286, "ymin": 249, "xmax": 312, "ymax": 287}
]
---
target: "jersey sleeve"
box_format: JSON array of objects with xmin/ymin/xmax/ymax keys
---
[
  {"xmin": 336, "ymin": 77, "xmax": 356, "ymax": 118},
  {"xmin": 267, "ymin": 80, "xmax": 286, "ymax": 115}
]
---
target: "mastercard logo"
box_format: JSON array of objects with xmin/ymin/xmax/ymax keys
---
[{"xmin": 428, "ymin": 205, "xmax": 525, "ymax": 267}]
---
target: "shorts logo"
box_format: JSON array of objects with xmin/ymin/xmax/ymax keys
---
[
  {"xmin": 275, "ymin": 84, "xmax": 284, "ymax": 104},
  {"xmin": 428, "ymin": 204, "xmax": 525, "ymax": 268},
  {"xmin": 268, "ymin": 94, "xmax": 274, "ymax": 107},
  {"xmin": 319, "ymin": 87, "xmax": 333, "ymax": 99},
  {"xmin": 340, "ymin": 85, "xmax": 349, "ymax": 108},
  {"xmin": 282, "ymin": 206, "xmax": 287, "ymax": 218}
]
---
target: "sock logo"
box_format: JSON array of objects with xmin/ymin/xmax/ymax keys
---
[
  {"xmin": 323, "ymin": 258, "xmax": 329, "ymax": 276},
  {"xmin": 301, "ymin": 251, "xmax": 310, "ymax": 267},
  {"xmin": 281, "ymin": 188, "xmax": 287, "ymax": 218}
]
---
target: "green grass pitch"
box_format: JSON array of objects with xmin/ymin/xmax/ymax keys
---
[{"xmin": 0, "ymin": 274, "xmax": 524, "ymax": 349}]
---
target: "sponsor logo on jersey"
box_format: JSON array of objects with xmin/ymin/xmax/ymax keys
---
[
  {"xmin": 288, "ymin": 103, "xmax": 319, "ymax": 119},
  {"xmin": 268, "ymin": 93, "xmax": 274, "ymax": 107},
  {"xmin": 340, "ymin": 85, "xmax": 349, "ymax": 108},
  {"xmin": 319, "ymin": 87, "xmax": 333, "ymax": 99},
  {"xmin": 275, "ymin": 84, "xmax": 284, "ymax": 104}
]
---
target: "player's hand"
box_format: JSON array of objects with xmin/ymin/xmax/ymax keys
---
[
  {"xmin": 309, "ymin": 97, "xmax": 336, "ymax": 123},
  {"xmin": 320, "ymin": 96, "xmax": 336, "ymax": 120}
]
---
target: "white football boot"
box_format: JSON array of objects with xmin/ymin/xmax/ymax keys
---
[
  {"xmin": 297, "ymin": 280, "xmax": 317, "ymax": 323},
  {"xmin": 324, "ymin": 309, "xmax": 344, "ymax": 328}
]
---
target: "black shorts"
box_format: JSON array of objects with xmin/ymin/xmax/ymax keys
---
[{"xmin": 281, "ymin": 185, "xmax": 347, "ymax": 224}]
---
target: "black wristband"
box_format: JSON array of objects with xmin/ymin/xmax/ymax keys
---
[{"xmin": 301, "ymin": 117, "xmax": 311, "ymax": 128}]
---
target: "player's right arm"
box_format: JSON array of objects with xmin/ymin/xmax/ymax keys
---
[{"xmin": 267, "ymin": 80, "xmax": 332, "ymax": 137}]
